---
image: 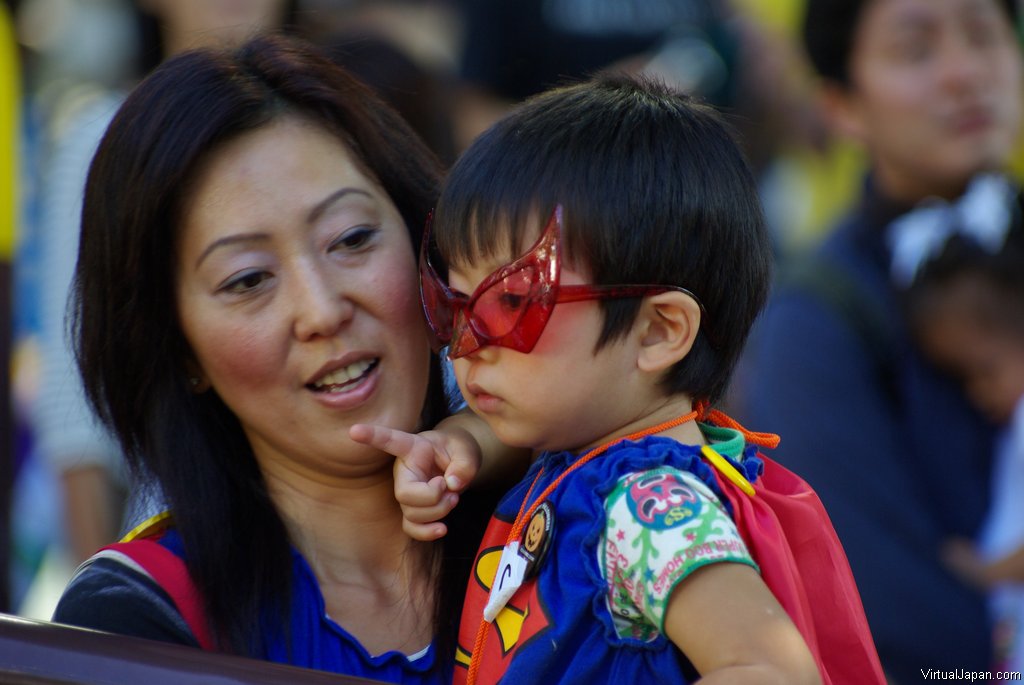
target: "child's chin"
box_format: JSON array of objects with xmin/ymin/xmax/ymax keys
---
[{"xmin": 491, "ymin": 424, "xmax": 543, "ymax": 452}]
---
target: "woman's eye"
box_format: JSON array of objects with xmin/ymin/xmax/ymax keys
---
[
  {"xmin": 329, "ymin": 226, "xmax": 378, "ymax": 252},
  {"xmin": 220, "ymin": 269, "xmax": 271, "ymax": 294}
]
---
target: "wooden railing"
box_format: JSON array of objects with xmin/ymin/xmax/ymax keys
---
[{"xmin": 0, "ymin": 613, "xmax": 387, "ymax": 684}]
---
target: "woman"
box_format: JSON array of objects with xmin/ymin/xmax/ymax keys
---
[{"xmin": 51, "ymin": 34, "xmax": 490, "ymax": 683}]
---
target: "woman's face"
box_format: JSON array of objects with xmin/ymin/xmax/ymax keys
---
[
  {"xmin": 839, "ymin": 0, "xmax": 1023, "ymax": 201},
  {"xmin": 175, "ymin": 116, "xmax": 432, "ymax": 479}
]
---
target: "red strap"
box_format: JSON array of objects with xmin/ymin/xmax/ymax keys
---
[{"xmin": 101, "ymin": 539, "xmax": 215, "ymax": 650}]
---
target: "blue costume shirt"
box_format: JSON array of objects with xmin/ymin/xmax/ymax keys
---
[{"xmin": 454, "ymin": 431, "xmax": 760, "ymax": 684}]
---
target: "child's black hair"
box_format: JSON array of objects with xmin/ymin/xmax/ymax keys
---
[
  {"xmin": 907, "ymin": 209, "xmax": 1024, "ymax": 343},
  {"xmin": 432, "ymin": 72, "xmax": 773, "ymax": 404}
]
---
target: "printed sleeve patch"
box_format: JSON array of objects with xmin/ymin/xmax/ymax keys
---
[
  {"xmin": 601, "ymin": 466, "xmax": 755, "ymax": 640},
  {"xmin": 626, "ymin": 471, "xmax": 701, "ymax": 529}
]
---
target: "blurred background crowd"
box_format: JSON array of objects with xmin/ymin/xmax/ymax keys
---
[{"xmin": 1, "ymin": 0, "xmax": 1022, "ymax": 682}]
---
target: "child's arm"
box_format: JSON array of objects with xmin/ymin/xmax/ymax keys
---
[
  {"xmin": 350, "ymin": 409, "xmax": 529, "ymax": 540},
  {"xmin": 665, "ymin": 563, "xmax": 820, "ymax": 684},
  {"xmin": 436, "ymin": 408, "xmax": 533, "ymax": 488},
  {"xmin": 985, "ymin": 545, "xmax": 1024, "ymax": 583},
  {"xmin": 943, "ymin": 537, "xmax": 1024, "ymax": 588}
]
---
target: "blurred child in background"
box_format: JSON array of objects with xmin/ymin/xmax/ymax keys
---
[{"xmin": 903, "ymin": 180, "xmax": 1024, "ymax": 671}]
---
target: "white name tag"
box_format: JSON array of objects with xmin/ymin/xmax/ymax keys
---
[{"xmin": 483, "ymin": 541, "xmax": 528, "ymax": 622}]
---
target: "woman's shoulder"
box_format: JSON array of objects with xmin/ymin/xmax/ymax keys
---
[{"xmin": 52, "ymin": 549, "xmax": 199, "ymax": 648}]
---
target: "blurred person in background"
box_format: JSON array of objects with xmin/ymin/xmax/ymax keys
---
[
  {"xmin": 29, "ymin": 0, "xmax": 297, "ymax": 591},
  {"xmin": 451, "ymin": 0, "xmax": 743, "ymax": 150},
  {"xmin": 297, "ymin": 0, "xmax": 461, "ymax": 165},
  {"xmin": 132, "ymin": 0, "xmax": 298, "ymax": 75},
  {"xmin": 902, "ymin": 192, "xmax": 1024, "ymax": 672},
  {"xmin": 1, "ymin": 0, "xmax": 21, "ymax": 614},
  {"xmin": 323, "ymin": 36, "xmax": 457, "ymax": 165},
  {"xmin": 451, "ymin": 0, "xmax": 827, "ymax": 251},
  {"xmin": 731, "ymin": 0, "xmax": 1023, "ymax": 680}
]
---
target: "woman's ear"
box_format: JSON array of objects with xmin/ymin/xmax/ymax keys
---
[
  {"xmin": 635, "ymin": 291, "xmax": 702, "ymax": 373},
  {"xmin": 185, "ymin": 359, "xmax": 211, "ymax": 393}
]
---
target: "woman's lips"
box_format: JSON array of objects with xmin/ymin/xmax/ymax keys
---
[
  {"xmin": 309, "ymin": 358, "xmax": 381, "ymax": 410},
  {"xmin": 309, "ymin": 357, "xmax": 379, "ymax": 391}
]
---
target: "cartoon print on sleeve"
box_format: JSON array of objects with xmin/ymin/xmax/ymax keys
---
[{"xmin": 601, "ymin": 466, "xmax": 756, "ymax": 640}]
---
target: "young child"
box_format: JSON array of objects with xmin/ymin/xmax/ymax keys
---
[
  {"xmin": 904, "ymin": 189, "xmax": 1024, "ymax": 671},
  {"xmin": 355, "ymin": 73, "xmax": 881, "ymax": 684}
]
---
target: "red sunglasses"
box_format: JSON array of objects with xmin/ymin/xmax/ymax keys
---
[{"xmin": 419, "ymin": 205, "xmax": 705, "ymax": 359}]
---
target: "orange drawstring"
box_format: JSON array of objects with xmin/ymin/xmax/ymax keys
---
[{"xmin": 694, "ymin": 399, "xmax": 780, "ymax": 449}]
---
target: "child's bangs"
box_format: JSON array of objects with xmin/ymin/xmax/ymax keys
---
[{"xmin": 435, "ymin": 193, "xmax": 554, "ymax": 269}]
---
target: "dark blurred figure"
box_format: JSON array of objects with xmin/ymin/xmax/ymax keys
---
[
  {"xmin": 322, "ymin": 32, "xmax": 458, "ymax": 165},
  {"xmin": 452, "ymin": 0, "xmax": 827, "ymax": 201},
  {"xmin": 459, "ymin": 0, "xmax": 736, "ymax": 101},
  {"xmin": 134, "ymin": 0, "xmax": 300, "ymax": 75},
  {"xmin": 1, "ymin": 0, "xmax": 22, "ymax": 613},
  {"xmin": 453, "ymin": 0, "xmax": 739, "ymax": 149},
  {"xmin": 731, "ymin": 0, "xmax": 1023, "ymax": 681},
  {"xmin": 904, "ymin": 187, "xmax": 1024, "ymax": 672},
  {"xmin": 295, "ymin": 1, "xmax": 461, "ymax": 165}
]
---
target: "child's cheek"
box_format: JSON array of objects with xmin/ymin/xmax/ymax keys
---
[{"xmin": 452, "ymin": 358, "xmax": 472, "ymax": 398}]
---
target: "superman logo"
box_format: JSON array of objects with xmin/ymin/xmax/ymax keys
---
[{"xmin": 454, "ymin": 529, "xmax": 553, "ymax": 682}]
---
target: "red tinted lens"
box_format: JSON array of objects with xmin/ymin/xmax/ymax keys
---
[
  {"xmin": 471, "ymin": 266, "xmax": 538, "ymax": 339},
  {"xmin": 419, "ymin": 261, "xmax": 454, "ymax": 342}
]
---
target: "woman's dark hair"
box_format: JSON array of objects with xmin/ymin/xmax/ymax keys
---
[
  {"xmin": 802, "ymin": 0, "xmax": 1019, "ymax": 85},
  {"xmin": 433, "ymin": 73, "xmax": 772, "ymax": 405},
  {"xmin": 72, "ymin": 33, "xmax": 461, "ymax": 659}
]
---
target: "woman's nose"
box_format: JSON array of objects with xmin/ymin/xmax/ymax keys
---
[{"xmin": 292, "ymin": 264, "xmax": 354, "ymax": 341}]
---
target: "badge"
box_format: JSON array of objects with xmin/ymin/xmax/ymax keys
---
[
  {"xmin": 518, "ymin": 501, "xmax": 554, "ymax": 578},
  {"xmin": 483, "ymin": 541, "xmax": 527, "ymax": 622}
]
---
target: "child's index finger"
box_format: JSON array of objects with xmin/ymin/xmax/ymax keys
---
[
  {"xmin": 349, "ymin": 423, "xmax": 418, "ymax": 457},
  {"xmin": 354, "ymin": 423, "xmax": 449, "ymax": 485}
]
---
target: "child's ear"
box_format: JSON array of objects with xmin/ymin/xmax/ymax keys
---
[{"xmin": 635, "ymin": 291, "xmax": 702, "ymax": 373}]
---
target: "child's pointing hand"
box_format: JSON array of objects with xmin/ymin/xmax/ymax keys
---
[{"xmin": 349, "ymin": 422, "xmax": 480, "ymax": 540}]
